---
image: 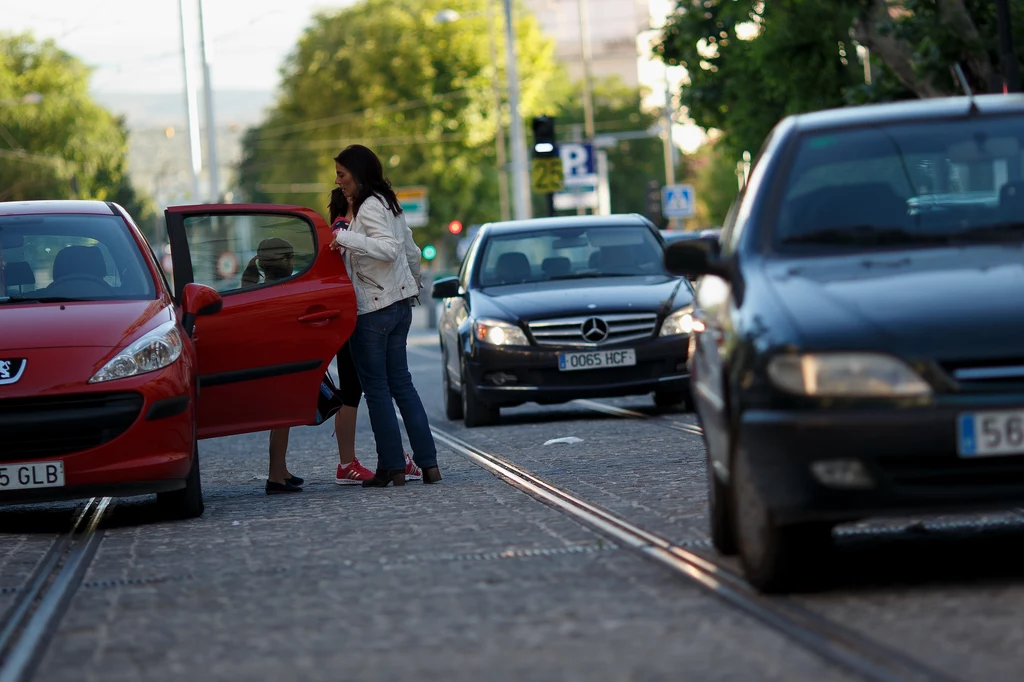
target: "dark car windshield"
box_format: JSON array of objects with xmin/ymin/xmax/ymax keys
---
[
  {"xmin": 477, "ymin": 225, "xmax": 667, "ymax": 287},
  {"xmin": 0, "ymin": 214, "xmax": 156, "ymax": 303},
  {"xmin": 774, "ymin": 115, "xmax": 1024, "ymax": 250}
]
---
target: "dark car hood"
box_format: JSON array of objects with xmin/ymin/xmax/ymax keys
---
[
  {"xmin": 475, "ymin": 276, "xmax": 691, "ymax": 321},
  {"xmin": 764, "ymin": 246, "xmax": 1024, "ymax": 359},
  {"xmin": 0, "ymin": 300, "xmax": 171, "ymax": 351}
]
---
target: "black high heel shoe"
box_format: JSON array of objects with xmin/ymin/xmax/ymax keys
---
[
  {"xmin": 285, "ymin": 474, "xmax": 304, "ymax": 486},
  {"xmin": 362, "ymin": 469, "xmax": 406, "ymax": 488},
  {"xmin": 422, "ymin": 466, "xmax": 442, "ymax": 484},
  {"xmin": 266, "ymin": 480, "xmax": 303, "ymax": 494}
]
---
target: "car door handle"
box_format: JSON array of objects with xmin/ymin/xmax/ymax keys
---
[{"xmin": 298, "ymin": 309, "xmax": 342, "ymax": 323}]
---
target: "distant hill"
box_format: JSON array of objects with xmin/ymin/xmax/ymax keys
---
[{"xmin": 92, "ymin": 89, "xmax": 277, "ymax": 130}]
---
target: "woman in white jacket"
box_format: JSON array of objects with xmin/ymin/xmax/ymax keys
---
[{"xmin": 330, "ymin": 144, "xmax": 440, "ymax": 487}]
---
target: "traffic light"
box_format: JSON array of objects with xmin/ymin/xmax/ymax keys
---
[
  {"xmin": 421, "ymin": 244, "xmax": 437, "ymax": 261},
  {"xmin": 448, "ymin": 220, "xmax": 463, "ymax": 235},
  {"xmin": 645, "ymin": 180, "xmax": 664, "ymax": 228},
  {"xmin": 531, "ymin": 116, "xmax": 557, "ymax": 157}
]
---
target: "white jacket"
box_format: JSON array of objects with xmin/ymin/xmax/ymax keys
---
[{"xmin": 332, "ymin": 194, "xmax": 422, "ymax": 314}]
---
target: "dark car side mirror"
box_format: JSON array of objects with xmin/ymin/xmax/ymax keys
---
[
  {"xmin": 431, "ymin": 276, "xmax": 462, "ymax": 299},
  {"xmin": 180, "ymin": 282, "xmax": 223, "ymax": 337},
  {"xmin": 664, "ymin": 236, "xmax": 731, "ymax": 281}
]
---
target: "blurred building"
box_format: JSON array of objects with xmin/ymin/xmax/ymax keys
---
[
  {"xmin": 523, "ymin": 0, "xmax": 701, "ymax": 152},
  {"xmin": 524, "ymin": 0, "xmax": 652, "ymax": 88}
]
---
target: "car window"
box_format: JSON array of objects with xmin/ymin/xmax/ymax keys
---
[
  {"xmin": 180, "ymin": 214, "xmax": 316, "ymax": 293},
  {"xmin": 476, "ymin": 225, "xmax": 667, "ymax": 287},
  {"xmin": 0, "ymin": 214, "xmax": 156, "ymax": 302},
  {"xmin": 774, "ymin": 115, "xmax": 1024, "ymax": 248}
]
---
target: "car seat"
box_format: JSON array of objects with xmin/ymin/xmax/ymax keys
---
[
  {"xmin": 999, "ymin": 181, "xmax": 1024, "ymax": 224},
  {"xmin": 783, "ymin": 182, "xmax": 909, "ymax": 238},
  {"xmin": 494, "ymin": 251, "xmax": 531, "ymax": 284},
  {"xmin": 52, "ymin": 245, "xmax": 107, "ymax": 281},
  {"xmin": 541, "ymin": 256, "xmax": 571, "ymax": 278},
  {"xmin": 2, "ymin": 261, "xmax": 35, "ymax": 293}
]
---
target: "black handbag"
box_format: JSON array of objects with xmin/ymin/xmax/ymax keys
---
[{"xmin": 315, "ymin": 372, "xmax": 345, "ymax": 425}]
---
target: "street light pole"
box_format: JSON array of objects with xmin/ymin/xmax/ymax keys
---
[
  {"xmin": 502, "ymin": 0, "xmax": 532, "ymax": 220},
  {"xmin": 576, "ymin": 0, "xmax": 596, "ymax": 216},
  {"xmin": 197, "ymin": 0, "xmax": 221, "ymax": 202},
  {"xmin": 488, "ymin": 0, "xmax": 511, "ymax": 221},
  {"xmin": 577, "ymin": 0, "xmax": 595, "ymax": 141},
  {"xmin": 178, "ymin": 0, "xmax": 202, "ymax": 201}
]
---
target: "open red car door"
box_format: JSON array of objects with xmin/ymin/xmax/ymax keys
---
[{"xmin": 165, "ymin": 204, "xmax": 356, "ymax": 439}]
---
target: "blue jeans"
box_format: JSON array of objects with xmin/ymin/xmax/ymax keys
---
[{"xmin": 348, "ymin": 299, "xmax": 437, "ymax": 472}]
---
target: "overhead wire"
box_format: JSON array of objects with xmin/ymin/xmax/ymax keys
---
[{"xmin": 254, "ymin": 89, "xmax": 477, "ymax": 138}]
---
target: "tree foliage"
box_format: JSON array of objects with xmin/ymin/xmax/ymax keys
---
[
  {"xmin": 685, "ymin": 137, "xmax": 740, "ymax": 227},
  {"xmin": 0, "ymin": 34, "xmax": 156, "ymax": 236},
  {"xmin": 654, "ymin": 0, "xmax": 1024, "ymax": 162},
  {"xmin": 236, "ymin": 0, "xmax": 560, "ymax": 247}
]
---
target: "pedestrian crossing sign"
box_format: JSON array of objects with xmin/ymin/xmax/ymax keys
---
[{"xmin": 661, "ymin": 184, "xmax": 696, "ymax": 218}]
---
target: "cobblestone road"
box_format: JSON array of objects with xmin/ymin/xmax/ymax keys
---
[{"xmin": 2, "ymin": 329, "xmax": 1023, "ymax": 681}]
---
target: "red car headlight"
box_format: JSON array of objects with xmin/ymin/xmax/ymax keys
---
[{"xmin": 89, "ymin": 320, "xmax": 183, "ymax": 384}]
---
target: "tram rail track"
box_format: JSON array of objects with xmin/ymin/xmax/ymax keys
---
[
  {"xmin": 0, "ymin": 497, "xmax": 112, "ymax": 682},
  {"xmin": 428, "ymin": 423, "xmax": 964, "ymax": 682}
]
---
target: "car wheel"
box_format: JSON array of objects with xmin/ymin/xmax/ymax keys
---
[
  {"xmin": 706, "ymin": 449, "xmax": 737, "ymax": 555},
  {"xmin": 731, "ymin": 446, "xmax": 833, "ymax": 593},
  {"xmin": 653, "ymin": 388, "xmax": 692, "ymax": 411},
  {"xmin": 157, "ymin": 441, "xmax": 205, "ymax": 520},
  {"xmin": 461, "ymin": 358, "xmax": 499, "ymax": 427},
  {"xmin": 442, "ymin": 349, "xmax": 463, "ymax": 420}
]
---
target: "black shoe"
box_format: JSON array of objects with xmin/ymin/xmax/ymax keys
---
[
  {"xmin": 422, "ymin": 466, "xmax": 442, "ymax": 484},
  {"xmin": 266, "ymin": 480, "xmax": 303, "ymax": 494},
  {"xmin": 362, "ymin": 469, "xmax": 406, "ymax": 488},
  {"xmin": 286, "ymin": 475, "xmax": 304, "ymax": 486}
]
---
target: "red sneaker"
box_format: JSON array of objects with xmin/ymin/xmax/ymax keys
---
[
  {"xmin": 335, "ymin": 459, "xmax": 375, "ymax": 485},
  {"xmin": 404, "ymin": 452, "xmax": 422, "ymax": 480}
]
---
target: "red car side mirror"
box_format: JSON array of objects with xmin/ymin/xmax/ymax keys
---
[{"xmin": 180, "ymin": 283, "xmax": 223, "ymax": 337}]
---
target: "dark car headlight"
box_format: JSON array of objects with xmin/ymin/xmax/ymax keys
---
[
  {"xmin": 659, "ymin": 306, "xmax": 699, "ymax": 336},
  {"xmin": 473, "ymin": 318, "xmax": 529, "ymax": 346},
  {"xmin": 766, "ymin": 352, "xmax": 931, "ymax": 397},
  {"xmin": 89, "ymin": 320, "xmax": 183, "ymax": 383}
]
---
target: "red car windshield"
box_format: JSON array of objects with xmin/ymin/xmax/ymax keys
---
[{"xmin": 0, "ymin": 214, "xmax": 157, "ymax": 302}]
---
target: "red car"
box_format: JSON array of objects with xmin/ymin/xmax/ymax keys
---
[{"xmin": 0, "ymin": 200, "xmax": 355, "ymax": 518}]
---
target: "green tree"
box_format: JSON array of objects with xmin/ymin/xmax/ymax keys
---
[
  {"xmin": 687, "ymin": 138, "xmax": 741, "ymax": 227},
  {"xmin": 654, "ymin": 0, "xmax": 871, "ymax": 161},
  {"xmin": 542, "ymin": 77, "xmax": 670, "ymax": 219},
  {"xmin": 654, "ymin": 0, "xmax": 1024, "ymax": 161},
  {"xmin": 236, "ymin": 0, "xmax": 560, "ymax": 253},
  {"xmin": 0, "ymin": 34, "xmax": 156, "ymax": 236}
]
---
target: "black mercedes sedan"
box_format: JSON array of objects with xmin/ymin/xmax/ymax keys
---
[
  {"xmin": 666, "ymin": 93, "xmax": 1024, "ymax": 593},
  {"xmin": 431, "ymin": 214, "xmax": 695, "ymax": 427}
]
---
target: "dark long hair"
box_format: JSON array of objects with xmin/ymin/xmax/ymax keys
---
[
  {"xmin": 328, "ymin": 187, "xmax": 349, "ymax": 224},
  {"xmin": 333, "ymin": 145, "xmax": 403, "ymax": 218}
]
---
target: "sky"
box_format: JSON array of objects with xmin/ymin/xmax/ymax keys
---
[{"xmin": 5, "ymin": 0, "xmax": 357, "ymax": 94}]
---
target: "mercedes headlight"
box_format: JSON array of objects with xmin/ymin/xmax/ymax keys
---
[
  {"xmin": 90, "ymin": 320, "xmax": 183, "ymax": 383},
  {"xmin": 473, "ymin": 319, "xmax": 529, "ymax": 346},
  {"xmin": 660, "ymin": 306, "xmax": 699, "ymax": 336},
  {"xmin": 766, "ymin": 353, "xmax": 931, "ymax": 397}
]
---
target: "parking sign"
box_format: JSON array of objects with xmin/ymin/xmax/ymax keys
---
[{"xmin": 556, "ymin": 143, "xmax": 598, "ymax": 210}]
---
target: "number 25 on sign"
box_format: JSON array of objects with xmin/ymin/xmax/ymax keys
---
[{"xmin": 531, "ymin": 158, "xmax": 564, "ymax": 194}]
